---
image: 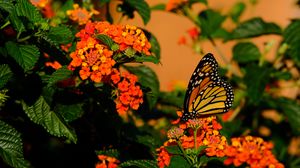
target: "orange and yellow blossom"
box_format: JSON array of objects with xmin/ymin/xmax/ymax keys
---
[
  {"xmin": 30, "ymin": 0, "xmax": 49, "ymax": 8},
  {"xmin": 67, "ymin": 4, "xmax": 99, "ymax": 25},
  {"xmin": 112, "ymin": 71, "xmax": 143, "ymax": 116},
  {"xmin": 224, "ymin": 136, "xmax": 284, "ymax": 168},
  {"xmin": 95, "ymin": 155, "xmax": 119, "ymax": 168}
]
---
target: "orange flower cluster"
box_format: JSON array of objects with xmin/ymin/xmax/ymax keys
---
[
  {"xmin": 157, "ymin": 115, "xmax": 284, "ymax": 168},
  {"xmin": 67, "ymin": 4, "xmax": 99, "ymax": 25},
  {"xmin": 84, "ymin": 21, "xmax": 151, "ymax": 55},
  {"xmin": 69, "ymin": 21, "xmax": 152, "ymax": 83},
  {"xmin": 30, "ymin": 0, "xmax": 49, "ymax": 8},
  {"xmin": 224, "ymin": 136, "xmax": 284, "ymax": 168},
  {"xmin": 111, "ymin": 70, "xmax": 143, "ymax": 115},
  {"xmin": 166, "ymin": 0, "xmax": 188, "ymax": 11},
  {"xmin": 95, "ymin": 155, "xmax": 120, "ymax": 168},
  {"xmin": 157, "ymin": 116, "xmax": 226, "ymax": 168}
]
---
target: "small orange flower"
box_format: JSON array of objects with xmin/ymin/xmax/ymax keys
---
[
  {"xmin": 178, "ymin": 36, "xmax": 187, "ymax": 45},
  {"xmin": 156, "ymin": 147, "xmax": 171, "ymax": 168},
  {"xmin": 166, "ymin": 0, "xmax": 188, "ymax": 11},
  {"xmin": 30, "ymin": 0, "xmax": 49, "ymax": 8},
  {"xmin": 187, "ymin": 27, "xmax": 199, "ymax": 40},
  {"xmin": 45, "ymin": 61, "xmax": 62, "ymax": 70},
  {"xmin": 223, "ymin": 136, "xmax": 284, "ymax": 168},
  {"xmin": 96, "ymin": 155, "xmax": 119, "ymax": 168},
  {"xmin": 67, "ymin": 4, "xmax": 99, "ymax": 25},
  {"xmin": 113, "ymin": 71, "xmax": 143, "ymax": 116}
]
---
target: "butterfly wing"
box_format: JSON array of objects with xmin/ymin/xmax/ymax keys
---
[{"xmin": 181, "ymin": 53, "xmax": 234, "ymax": 121}]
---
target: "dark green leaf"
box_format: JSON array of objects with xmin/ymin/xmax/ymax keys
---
[
  {"xmin": 124, "ymin": 48, "xmax": 137, "ymax": 57},
  {"xmin": 151, "ymin": 4, "xmax": 165, "ymax": 11},
  {"xmin": 244, "ymin": 64, "xmax": 271, "ymax": 104},
  {"xmin": 276, "ymin": 98, "xmax": 300, "ymax": 135},
  {"xmin": 43, "ymin": 66, "xmax": 72, "ymax": 87},
  {"xmin": 228, "ymin": 18, "xmax": 282, "ymax": 40},
  {"xmin": 15, "ymin": 0, "xmax": 44, "ymax": 24},
  {"xmin": 124, "ymin": 65, "xmax": 160, "ymax": 109},
  {"xmin": 55, "ymin": 104, "xmax": 83, "ymax": 123},
  {"xmin": 148, "ymin": 32, "xmax": 161, "ymax": 60},
  {"xmin": 158, "ymin": 91, "xmax": 184, "ymax": 108},
  {"xmin": 229, "ymin": 2, "xmax": 246, "ymax": 23},
  {"xmin": 0, "ymin": 0, "xmax": 14, "ymax": 13},
  {"xmin": 134, "ymin": 55, "xmax": 159, "ymax": 64},
  {"xmin": 95, "ymin": 34, "xmax": 115, "ymax": 48},
  {"xmin": 283, "ymin": 20, "xmax": 300, "ymax": 65},
  {"xmin": 95, "ymin": 149, "xmax": 120, "ymax": 158},
  {"xmin": 22, "ymin": 96, "xmax": 77, "ymax": 143},
  {"xmin": 198, "ymin": 9, "xmax": 226, "ymax": 37},
  {"xmin": 165, "ymin": 145, "xmax": 182, "ymax": 155},
  {"xmin": 5, "ymin": 41, "xmax": 40, "ymax": 72},
  {"xmin": 48, "ymin": 25, "xmax": 73, "ymax": 44},
  {"xmin": 125, "ymin": 0, "xmax": 151, "ymax": 25},
  {"xmin": 0, "ymin": 120, "xmax": 31, "ymax": 168},
  {"xmin": 119, "ymin": 160, "xmax": 158, "ymax": 168},
  {"xmin": 233, "ymin": 42, "xmax": 261, "ymax": 63},
  {"xmin": 271, "ymin": 71, "xmax": 292, "ymax": 80},
  {"xmin": 60, "ymin": 0, "xmax": 74, "ymax": 12},
  {"xmin": 168, "ymin": 155, "xmax": 190, "ymax": 168},
  {"xmin": 0, "ymin": 64, "xmax": 13, "ymax": 89},
  {"xmin": 9, "ymin": 11, "xmax": 25, "ymax": 33}
]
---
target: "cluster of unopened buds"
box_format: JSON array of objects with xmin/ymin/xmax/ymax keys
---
[{"xmin": 157, "ymin": 115, "xmax": 284, "ymax": 168}]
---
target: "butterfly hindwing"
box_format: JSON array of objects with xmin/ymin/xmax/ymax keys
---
[{"xmin": 181, "ymin": 53, "xmax": 234, "ymax": 121}]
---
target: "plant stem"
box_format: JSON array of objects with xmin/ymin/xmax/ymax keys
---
[
  {"xmin": 177, "ymin": 141, "xmax": 193, "ymax": 165},
  {"xmin": 194, "ymin": 129, "xmax": 198, "ymax": 151},
  {"xmin": 17, "ymin": 35, "xmax": 31, "ymax": 42},
  {"xmin": 0, "ymin": 21, "xmax": 10, "ymax": 30}
]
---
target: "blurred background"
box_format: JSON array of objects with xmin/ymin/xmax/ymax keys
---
[{"xmin": 113, "ymin": 0, "xmax": 300, "ymax": 90}]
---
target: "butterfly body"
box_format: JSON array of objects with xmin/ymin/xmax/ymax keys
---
[{"xmin": 181, "ymin": 53, "xmax": 234, "ymax": 122}]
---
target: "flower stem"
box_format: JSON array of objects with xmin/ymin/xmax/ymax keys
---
[
  {"xmin": 177, "ymin": 141, "xmax": 193, "ymax": 165},
  {"xmin": 0, "ymin": 21, "xmax": 10, "ymax": 30}
]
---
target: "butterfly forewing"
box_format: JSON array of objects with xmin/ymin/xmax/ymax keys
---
[{"xmin": 181, "ymin": 53, "xmax": 234, "ymax": 121}]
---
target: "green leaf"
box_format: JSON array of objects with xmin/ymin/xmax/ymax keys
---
[
  {"xmin": 228, "ymin": 18, "xmax": 282, "ymax": 40},
  {"xmin": 165, "ymin": 145, "xmax": 182, "ymax": 155},
  {"xmin": 5, "ymin": 41, "xmax": 40, "ymax": 72},
  {"xmin": 43, "ymin": 66, "xmax": 72, "ymax": 87},
  {"xmin": 168, "ymin": 155, "xmax": 190, "ymax": 168},
  {"xmin": 134, "ymin": 55, "xmax": 159, "ymax": 64},
  {"xmin": 271, "ymin": 71, "xmax": 292, "ymax": 80},
  {"xmin": 95, "ymin": 34, "xmax": 115, "ymax": 49},
  {"xmin": 0, "ymin": 64, "xmax": 13, "ymax": 89},
  {"xmin": 48, "ymin": 25, "xmax": 73, "ymax": 44},
  {"xmin": 125, "ymin": 0, "xmax": 151, "ymax": 25},
  {"xmin": 9, "ymin": 11, "xmax": 26, "ymax": 33},
  {"xmin": 146, "ymin": 31, "xmax": 161, "ymax": 60},
  {"xmin": 198, "ymin": 9, "xmax": 226, "ymax": 37},
  {"xmin": 244, "ymin": 64, "xmax": 271, "ymax": 104},
  {"xmin": 22, "ymin": 96, "xmax": 77, "ymax": 143},
  {"xmin": 283, "ymin": 20, "xmax": 300, "ymax": 65},
  {"xmin": 55, "ymin": 104, "xmax": 83, "ymax": 123},
  {"xmin": 275, "ymin": 98, "xmax": 300, "ymax": 135},
  {"xmin": 15, "ymin": 0, "xmax": 44, "ymax": 25},
  {"xmin": 95, "ymin": 149, "xmax": 120, "ymax": 158},
  {"xmin": 0, "ymin": 0, "xmax": 14, "ymax": 13},
  {"xmin": 233, "ymin": 42, "xmax": 261, "ymax": 63},
  {"xmin": 0, "ymin": 120, "xmax": 31, "ymax": 168},
  {"xmin": 60, "ymin": 0, "xmax": 74, "ymax": 12},
  {"xmin": 119, "ymin": 160, "xmax": 158, "ymax": 168},
  {"xmin": 151, "ymin": 4, "xmax": 165, "ymax": 11},
  {"xmin": 158, "ymin": 91, "xmax": 184, "ymax": 108},
  {"xmin": 124, "ymin": 65, "xmax": 160, "ymax": 109},
  {"xmin": 229, "ymin": 2, "xmax": 246, "ymax": 23}
]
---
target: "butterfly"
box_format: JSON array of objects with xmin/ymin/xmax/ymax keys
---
[{"xmin": 181, "ymin": 53, "xmax": 234, "ymax": 122}]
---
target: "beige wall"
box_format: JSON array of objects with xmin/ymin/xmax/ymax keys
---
[{"xmin": 114, "ymin": 0, "xmax": 300, "ymax": 90}]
